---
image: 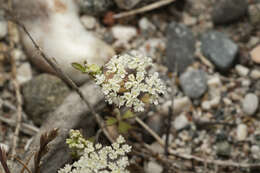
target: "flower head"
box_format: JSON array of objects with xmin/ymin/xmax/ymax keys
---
[
  {"xmin": 59, "ymin": 130, "xmax": 131, "ymax": 173},
  {"xmin": 94, "ymin": 51, "xmax": 166, "ymax": 112}
]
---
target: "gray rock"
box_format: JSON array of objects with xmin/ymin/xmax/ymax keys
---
[
  {"xmin": 173, "ymin": 114, "xmax": 189, "ymax": 130},
  {"xmin": 22, "ymin": 74, "xmax": 70, "ymax": 125},
  {"xmin": 216, "ymin": 141, "xmax": 231, "ymax": 157},
  {"xmin": 114, "ymin": 0, "xmax": 141, "ymax": 9},
  {"xmin": 180, "ymin": 69, "xmax": 207, "ymax": 99},
  {"xmin": 165, "ymin": 22, "xmax": 195, "ymax": 73},
  {"xmin": 78, "ymin": 0, "xmax": 114, "ymax": 16},
  {"xmin": 211, "ymin": 0, "xmax": 248, "ymax": 24},
  {"xmin": 201, "ymin": 31, "xmax": 238, "ymax": 71},
  {"xmin": 242, "ymin": 93, "xmax": 259, "ymax": 116}
]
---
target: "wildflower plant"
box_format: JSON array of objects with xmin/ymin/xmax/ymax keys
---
[
  {"xmin": 59, "ymin": 129, "xmax": 131, "ymax": 173},
  {"xmin": 73, "ymin": 51, "xmax": 166, "ymax": 112}
]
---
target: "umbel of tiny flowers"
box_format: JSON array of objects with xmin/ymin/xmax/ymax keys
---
[
  {"xmin": 59, "ymin": 129, "xmax": 132, "ymax": 173},
  {"xmin": 72, "ymin": 51, "xmax": 166, "ymax": 112}
]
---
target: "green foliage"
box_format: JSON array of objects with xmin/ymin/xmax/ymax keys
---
[
  {"xmin": 105, "ymin": 110, "xmax": 136, "ymax": 134},
  {"xmin": 72, "ymin": 62, "xmax": 102, "ymax": 76}
]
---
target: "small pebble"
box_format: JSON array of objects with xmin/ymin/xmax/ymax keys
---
[
  {"xmin": 138, "ymin": 17, "xmax": 156, "ymax": 31},
  {"xmin": 207, "ymin": 76, "xmax": 222, "ymax": 88},
  {"xmin": 145, "ymin": 161, "xmax": 163, "ymax": 173},
  {"xmin": 236, "ymin": 124, "xmax": 248, "ymax": 141},
  {"xmin": 0, "ymin": 19, "xmax": 7, "ymax": 39},
  {"xmin": 242, "ymin": 93, "xmax": 259, "ymax": 116},
  {"xmin": 202, "ymin": 101, "xmax": 211, "ymax": 110},
  {"xmin": 180, "ymin": 69, "xmax": 207, "ymax": 99},
  {"xmin": 173, "ymin": 114, "xmax": 189, "ymax": 130},
  {"xmin": 250, "ymin": 69, "xmax": 260, "ymax": 79},
  {"xmin": 216, "ymin": 141, "xmax": 231, "ymax": 157},
  {"xmin": 251, "ymin": 145, "xmax": 260, "ymax": 159},
  {"xmin": 235, "ymin": 65, "xmax": 249, "ymax": 76},
  {"xmin": 112, "ymin": 25, "xmax": 137, "ymax": 42},
  {"xmin": 16, "ymin": 63, "xmax": 32, "ymax": 85},
  {"xmin": 182, "ymin": 13, "xmax": 197, "ymax": 26},
  {"xmin": 251, "ymin": 45, "xmax": 260, "ymax": 64},
  {"xmin": 161, "ymin": 97, "xmax": 192, "ymax": 114},
  {"xmin": 80, "ymin": 15, "xmax": 97, "ymax": 30},
  {"xmin": 201, "ymin": 31, "xmax": 238, "ymax": 71}
]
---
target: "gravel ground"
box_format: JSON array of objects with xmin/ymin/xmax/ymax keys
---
[{"xmin": 0, "ymin": 0, "xmax": 260, "ymax": 172}]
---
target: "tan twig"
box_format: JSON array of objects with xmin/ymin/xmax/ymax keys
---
[
  {"xmin": 0, "ymin": 116, "xmax": 39, "ymax": 136},
  {"xmin": 135, "ymin": 116, "xmax": 164, "ymax": 146},
  {"xmin": 7, "ymin": 0, "xmax": 23, "ymax": 159},
  {"xmin": 13, "ymin": 156, "xmax": 33, "ymax": 173},
  {"xmin": 11, "ymin": 19, "xmax": 114, "ymax": 143},
  {"xmin": 113, "ymin": 0, "xmax": 176, "ymax": 19}
]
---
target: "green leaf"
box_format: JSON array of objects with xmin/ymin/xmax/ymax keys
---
[
  {"xmin": 118, "ymin": 121, "xmax": 132, "ymax": 134},
  {"xmin": 71, "ymin": 62, "xmax": 86, "ymax": 72},
  {"xmin": 106, "ymin": 117, "xmax": 118, "ymax": 126},
  {"xmin": 122, "ymin": 110, "xmax": 135, "ymax": 119},
  {"xmin": 87, "ymin": 64, "xmax": 101, "ymax": 74}
]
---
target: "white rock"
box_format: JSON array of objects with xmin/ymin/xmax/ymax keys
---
[
  {"xmin": 17, "ymin": 63, "xmax": 32, "ymax": 84},
  {"xmin": 235, "ymin": 65, "xmax": 249, "ymax": 76},
  {"xmin": 183, "ymin": 12, "xmax": 197, "ymax": 26},
  {"xmin": 147, "ymin": 142, "xmax": 164, "ymax": 154},
  {"xmin": 236, "ymin": 124, "xmax": 247, "ymax": 141},
  {"xmin": 161, "ymin": 97, "xmax": 192, "ymax": 114},
  {"xmin": 207, "ymin": 76, "xmax": 221, "ymax": 88},
  {"xmin": 13, "ymin": 0, "xmax": 115, "ymax": 84},
  {"xmin": 202, "ymin": 100, "xmax": 211, "ymax": 110},
  {"xmin": 209, "ymin": 96, "xmax": 221, "ymax": 108},
  {"xmin": 80, "ymin": 15, "xmax": 97, "ymax": 30},
  {"xmin": 173, "ymin": 114, "xmax": 189, "ymax": 130},
  {"xmin": 250, "ymin": 69, "xmax": 260, "ymax": 79},
  {"xmin": 112, "ymin": 25, "xmax": 137, "ymax": 42},
  {"xmin": 0, "ymin": 20, "xmax": 7, "ymax": 39},
  {"xmin": 251, "ymin": 145, "xmax": 260, "ymax": 159},
  {"xmin": 139, "ymin": 17, "xmax": 156, "ymax": 31},
  {"xmin": 145, "ymin": 161, "xmax": 163, "ymax": 173},
  {"xmin": 242, "ymin": 93, "xmax": 259, "ymax": 115},
  {"xmin": 0, "ymin": 143, "xmax": 9, "ymax": 152},
  {"xmin": 223, "ymin": 97, "xmax": 232, "ymax": 105}
]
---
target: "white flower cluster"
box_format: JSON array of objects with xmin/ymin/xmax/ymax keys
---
[
  {"xmin": 95, "ymin": 51, "xmax": 166, "ymax": 112},
  {"xmin": 59, "ymin": 130, "xmax": 131, "ymax": 173}
]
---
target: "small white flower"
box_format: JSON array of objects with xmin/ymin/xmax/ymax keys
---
[
  {"xmin": 93, "ymin": 52, "xmax": 166, "ymax": 112},
  {"xmin": 60, "ymin": 134, "xmax": 131, "ymax": 173}
]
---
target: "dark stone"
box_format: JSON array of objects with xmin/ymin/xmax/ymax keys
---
[
  {"xmin": 201, "ymin": 31, "xmax": 238, "ymax": 71},
  {"xmin": 165, "ymin": 22, "xmax": 195, "ymax": 73},
  {"xmin": 180, "ymin": 69, "xmax": 207, "ymax": 99},
  {"xmin": 22, "ymin": 74, "xmax": 70, "ymax": 125},
  {"xmin": 211, "ymin": 0, "xmax": 248, "ymax": 25}
]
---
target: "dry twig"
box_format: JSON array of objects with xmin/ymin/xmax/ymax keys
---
[
  {"xmin": 7, "ymin": 0, "xmax": 23, "ymax": 159},
  {"xmin": 113, "ymin": 0, "xmax": 176, "ymax": 19},
  {"xmin": 0, "ymin": 147, "xmax": 11, "ymax": 173},
  {"xmin": 13, "ymin": 156, "xmax": 32, "ymax": 173},
  {"xmin": 0, "ymin": 116, "xmax": 39, "ymax": 136}
]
